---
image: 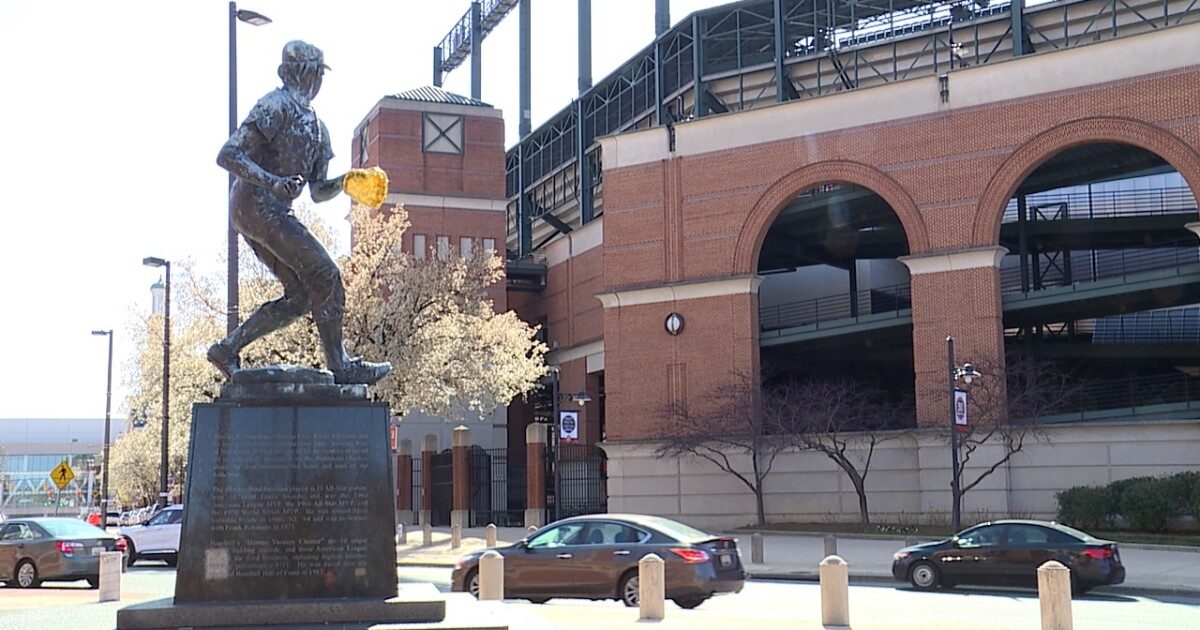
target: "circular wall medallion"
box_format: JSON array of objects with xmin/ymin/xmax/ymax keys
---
[{"xmin": 664, "ymin": 312, "xmax": 685, "ymax": 335}]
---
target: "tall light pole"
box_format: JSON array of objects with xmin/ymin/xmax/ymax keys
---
[
  {"xmin": 548, "ymin": 366, "xmax": 591, "ymax": 522},
  {"xmin": 91, "ymin": 330, "xmax": 114, "ymax": 523},
  {"xmin": 227, "ymin": 2, "xmax": 272, "ymax": 335},
  {"xmin": 947, "ymin": 335, "xmax": 981, "ymax": 533},
  {"xmin": 144, "ymin": 257, "xmax": 171, "ymax": 509}
]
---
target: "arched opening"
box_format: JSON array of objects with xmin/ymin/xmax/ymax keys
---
[
  {"xmin": 999, "ymin": 141, "xmax": 1200, "ymax": 420},
  {"xmin": 756, "ymin": 181, "xmax": 916, "ymax": 407}
]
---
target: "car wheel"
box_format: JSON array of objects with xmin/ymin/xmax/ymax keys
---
[
  {"xmin": 908, "ymin": 561, "xmax": 940, "ymax": 590},
  {"xmin": 619, "ymin": 571, "xmax": 639, "ymax": 608},
  {"xmin": 465, "ymin": 569, "xmax": 480, "ymax": 599},
  {"xmin": 86, "ymin": 576, "xmax": 100, "ymax": 589},
  {"xmin": 527, "ymin": 597, "xmax": 551, "ymax": 604},
  {"xmin": 673, "ymin": 596, "xmax": 708, "ymax": 609},
  {"xmin": 15, "ymin": 560, "xmax": 40, "ymax": 589},
  {"xmin": 124, "ymin": 538, "xmax": 138, "ymax": 566}
]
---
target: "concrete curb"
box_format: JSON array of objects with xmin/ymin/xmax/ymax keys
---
[
  {"xmin": 740, "ymin": 528, "xmax": 1200, "ymax": 553},
  {"xmin": 396, "ymin": 558, "xmax": 1200, "ymax": 601}
]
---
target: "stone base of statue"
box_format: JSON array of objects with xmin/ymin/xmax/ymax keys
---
[{"xmin": 116, "ymin": 376, "xmax": 508, "ymax": 629}]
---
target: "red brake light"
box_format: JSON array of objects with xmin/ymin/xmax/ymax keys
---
[
  {"xmin": 1084, "ymin": 547, "xmax": 1113, "ymax": 560},
  {"xmin": 56, "ymin": 541, "xmax": 83, "ymax": 556},
  {"xmin": 669, "ymin": 548, "xmax": 711, "ymax": 564},
  {"xmin": 115, "ymin": 538, "xmax": 127, "ymax": 552}
]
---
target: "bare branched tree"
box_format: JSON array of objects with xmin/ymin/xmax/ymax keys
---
[
  {"xmin": 771, "ymin": 378, "xmax": 913, "ymax": 524},
  {"xmin": 947, "ymin": 352, "xmax": 1085, "ymax": 516},
  {"xmin": 655, "ymin": 372, "xmax": 788, "ymax": 525}
]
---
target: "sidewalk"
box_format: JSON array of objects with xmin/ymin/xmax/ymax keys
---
[{"xmin": 396, "ymin": 525, "xmax": 1200, "ymax": 599}]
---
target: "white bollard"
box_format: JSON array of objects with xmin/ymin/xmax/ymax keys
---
[
  {"xmin": 751, "ymin": 532, "xmax": 764, "ymax": 564},
  {"xmin": 397, "ymin": 523, "xmax": 407, "ymax": 545},
  {"xmin": 478, "ymin": 550, "xmax": 504, "ymax": 601},
  {"xmin": 451, "ymin": 524, "xmax": 462, "ymax": 549},
  {"xmin": 98, "ymin": 551, "xmax": 122, "ymax": 602},
  {"xmin": 486, "ymin": 523, "xmax": 497, "ymax": 548},
  {"xmin": 824, "ymin": 534, "xmax": 838, "ymax": 557},
  {"xmin": 819, "ymin": 555, "xmax": 850, "ymax": 627},
  {"xmin": 422, "ymin": 523, "xmax": 433, "ymax": 547},
  {"xmin": 638, "ymin": 553, "xmax": 665, "ymax": 620},
  {"xmin": 1038, "ymin": 561, "xmax": 1074, "ymax": 630}
]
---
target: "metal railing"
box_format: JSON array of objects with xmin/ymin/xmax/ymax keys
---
[
  {"xmin": 1003, "ymin": 186, "xmax": 1197, "ymax": 222},
  {"xmin": 1038, "ymin": 372, "xmax": 1200, "ymax": 421},
  {"xmin": 1000, "ymin": 240, "xmax": 1200, "ymax": 292},
  {"xmin": 759, "ymin": 283, "xmax": 912, "ymax": 331}
]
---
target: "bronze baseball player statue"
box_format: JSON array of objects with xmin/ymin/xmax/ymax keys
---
[{"xmin": 209, "ymin": 40, "xmax": 390, "ymax": 386}]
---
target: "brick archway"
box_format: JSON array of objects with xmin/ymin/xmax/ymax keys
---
[
  {"xmin": 974, "ymin": 117, "xmax": 1200, "ymax": 244},
  {"xmin": 733, "ymin": 160, "xmax": 928, "ymax": 275}
]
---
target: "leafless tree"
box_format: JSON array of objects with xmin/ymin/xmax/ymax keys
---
[
  {"xmin": 655, "ymin": 372, "xmax": 789, "ymax": 525},
  {"xmin": 947, "ymin": 352, "xmax": 1085, "ymax": 519},
  {"xmin": 771, "ymin": 378, "xmax": 913, "ymax": 524}
]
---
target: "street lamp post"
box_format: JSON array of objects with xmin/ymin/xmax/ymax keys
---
[
  {"xmin": 227, "ymin": 2, "xmax": 272, "ymax": 335},
  {"xmin": 547, "ymin": 366, "xmax": 590, "ymax": 522},
  {"xmin": 144, "ymin": 257, "xmax": 171, "ymax": 509},
  {"xmin": 946, "ymin": 334, "xmax": 981, "ymax": 533},
  {"xmin": 91, "ymin": 330, "xmax": 114, "ymax": 523}
]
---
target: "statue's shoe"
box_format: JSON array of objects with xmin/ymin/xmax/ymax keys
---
[
  {"xmin": 333, "ymin": 358, "xmax": 392, "ymax": 385},
  {"xmin": 206, "ymin": 342, "xmax": 241, "ymax": 379}
]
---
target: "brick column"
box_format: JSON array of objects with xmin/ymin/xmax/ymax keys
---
[
  {"xmin": 451, "ymin": 425, "xmax": 470, "ymax": 529},
  {"xmin": 397, "ymin": 439, "xmax": 414, "ymax": 525},
  {"xmin": 524, "ymin": 423, "xmax": 548, "ymax": 529},
  {"xmin": 419, "ymin": 434, "xmax": 436, "ymax": 526},
  {"xmin": 901, "ymin": 247, "xmax": 1008, "ymax": 427}
]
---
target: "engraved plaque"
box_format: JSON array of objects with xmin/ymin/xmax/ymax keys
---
[{"xmin": 175, "ymin": 402, "xmax": 396, "ymax": 603}]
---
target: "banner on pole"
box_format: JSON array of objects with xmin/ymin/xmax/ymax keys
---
[
  {"xmin": 953, "ymin": 389, "xmax": 968, "ymax": 431},
  {"xmin": 559, "ymin": 410, "xmax": 579, "ymax": 443}
]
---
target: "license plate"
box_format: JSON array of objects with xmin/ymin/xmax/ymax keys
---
[
  {"xmin": 92, "ymin": 547, "xmax": 105, "ymax": 556},
  {"xmin": 719, "ymin": 554, "xmax": 733, "ymax": 567}
]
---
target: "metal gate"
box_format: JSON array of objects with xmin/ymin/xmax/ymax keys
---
[
  {"xmin": 430, "ymin": 450, "xmax": 453, "ymax": 526},
  {"xmin": 552, "ymin": 444, "xmax": 607, "ymax": 520},
  {"xmin": 469, "ymin": 448, "xmax": 527, "ymax": 527}
]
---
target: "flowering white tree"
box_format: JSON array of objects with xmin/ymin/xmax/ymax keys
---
[
  {"xmin": 111, "ymin": 205, "xmax": 547, "ymax": 502},
  {"xmin": 344, "ymin": 204, "xmax": 548, "ymax": 420}
]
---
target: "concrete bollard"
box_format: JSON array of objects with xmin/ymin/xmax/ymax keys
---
[
  {"xmin": 98, "ymin": 551, "xmax": 122, "ymax": 602},
  {"xmin": 638, "ymin": 553, "xmax": 665, "ymax": 620},
  {"xmin": 478, "ymin": 550, "xmax": 504, "ymax": 601},
  {"xmin": 751, "ymin": 532, "xmax": 764, "ymax": 564},
  {"xmin": 819, "ymin": 555, "xmax": 850, "ymax": 627},
  {"xmin": 824, "ymin": 534, "xmax": 838, "ymax": 557},
  {"xmin": 451, "ymin": 524, "xmax": 462, "ymax": 549},
  {"xmin": 422, "ymin": 523, "xmax": 433, "ymax": 547},
  {"xmin": 527, "ymin": 525, "xmax": 538, "ymax": 535},
  {"xmin": 1037, "ymin": 561, "xmax": 1074, "ymax": 630},
  {"xmin": 397, "ymin": 523, "xmax": 407, "ymax": 545},
  {"xmin": 486, "ymin": 523, "xmax": 497, "ymax": 548}
]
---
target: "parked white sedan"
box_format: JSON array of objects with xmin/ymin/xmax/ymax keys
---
[{"xmin": 118, "ymin": 505, "xmax": 183, "ymax": 566}]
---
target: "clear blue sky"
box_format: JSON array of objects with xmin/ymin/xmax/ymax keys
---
[{"xmin": 0, "ymin": 0, "xmax": 726, "ymax": 419}]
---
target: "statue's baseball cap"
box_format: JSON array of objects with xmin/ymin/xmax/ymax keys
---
[{"xmin": 282, "ymin": 40, "xmax": 331, "ymax": 70}]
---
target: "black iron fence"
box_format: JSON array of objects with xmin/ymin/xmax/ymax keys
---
[
  {"xmin": 469, "ymin": 448, "xmax": 527, "ymax": 527},
  {"xmin": 553, "ymin": 444, "xmax": 608, "ymax": 520}
]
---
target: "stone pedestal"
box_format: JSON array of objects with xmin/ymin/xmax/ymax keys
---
[
  {"xmin": 175, "ymin": 398, "xmax": 396, "ymax": 602},
  {"xmin": 117, "ymin": 374, "xmax": 462, "ymax": 629}
]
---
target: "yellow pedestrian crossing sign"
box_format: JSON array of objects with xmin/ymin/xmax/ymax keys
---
[{"xmin": 51, "ymin": 460, "xmax": 74, "ymax": 490}]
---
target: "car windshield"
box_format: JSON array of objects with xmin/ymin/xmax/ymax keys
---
[
  {"xmin": 40, "ymin": 519, "xmax": 105, "ymax": 538},
  {"xmin": 639, "ymin": 516, "xmax": 712, "ymax": 542}
]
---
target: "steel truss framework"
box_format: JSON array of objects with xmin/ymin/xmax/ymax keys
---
[{"xmin": 507, "ymin": 0, "xmax": 1200, "ymax": 257}]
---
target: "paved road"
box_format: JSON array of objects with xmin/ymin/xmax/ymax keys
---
[{"xmin": 3, "ymin": 566, "xmax": 1199, "ymax": 630}]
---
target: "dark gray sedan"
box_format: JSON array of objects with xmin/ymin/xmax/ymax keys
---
[
  {"xmin": 891, "ymin": 519, "xmax": 1125, "ymax": 594},
  {"xmin": 0, "ymin": 517, "xmax": 126, "ymax": 588},
  {"xmin": 451, "ymin": 514, "xmax": 744, "ymax": 609}
]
